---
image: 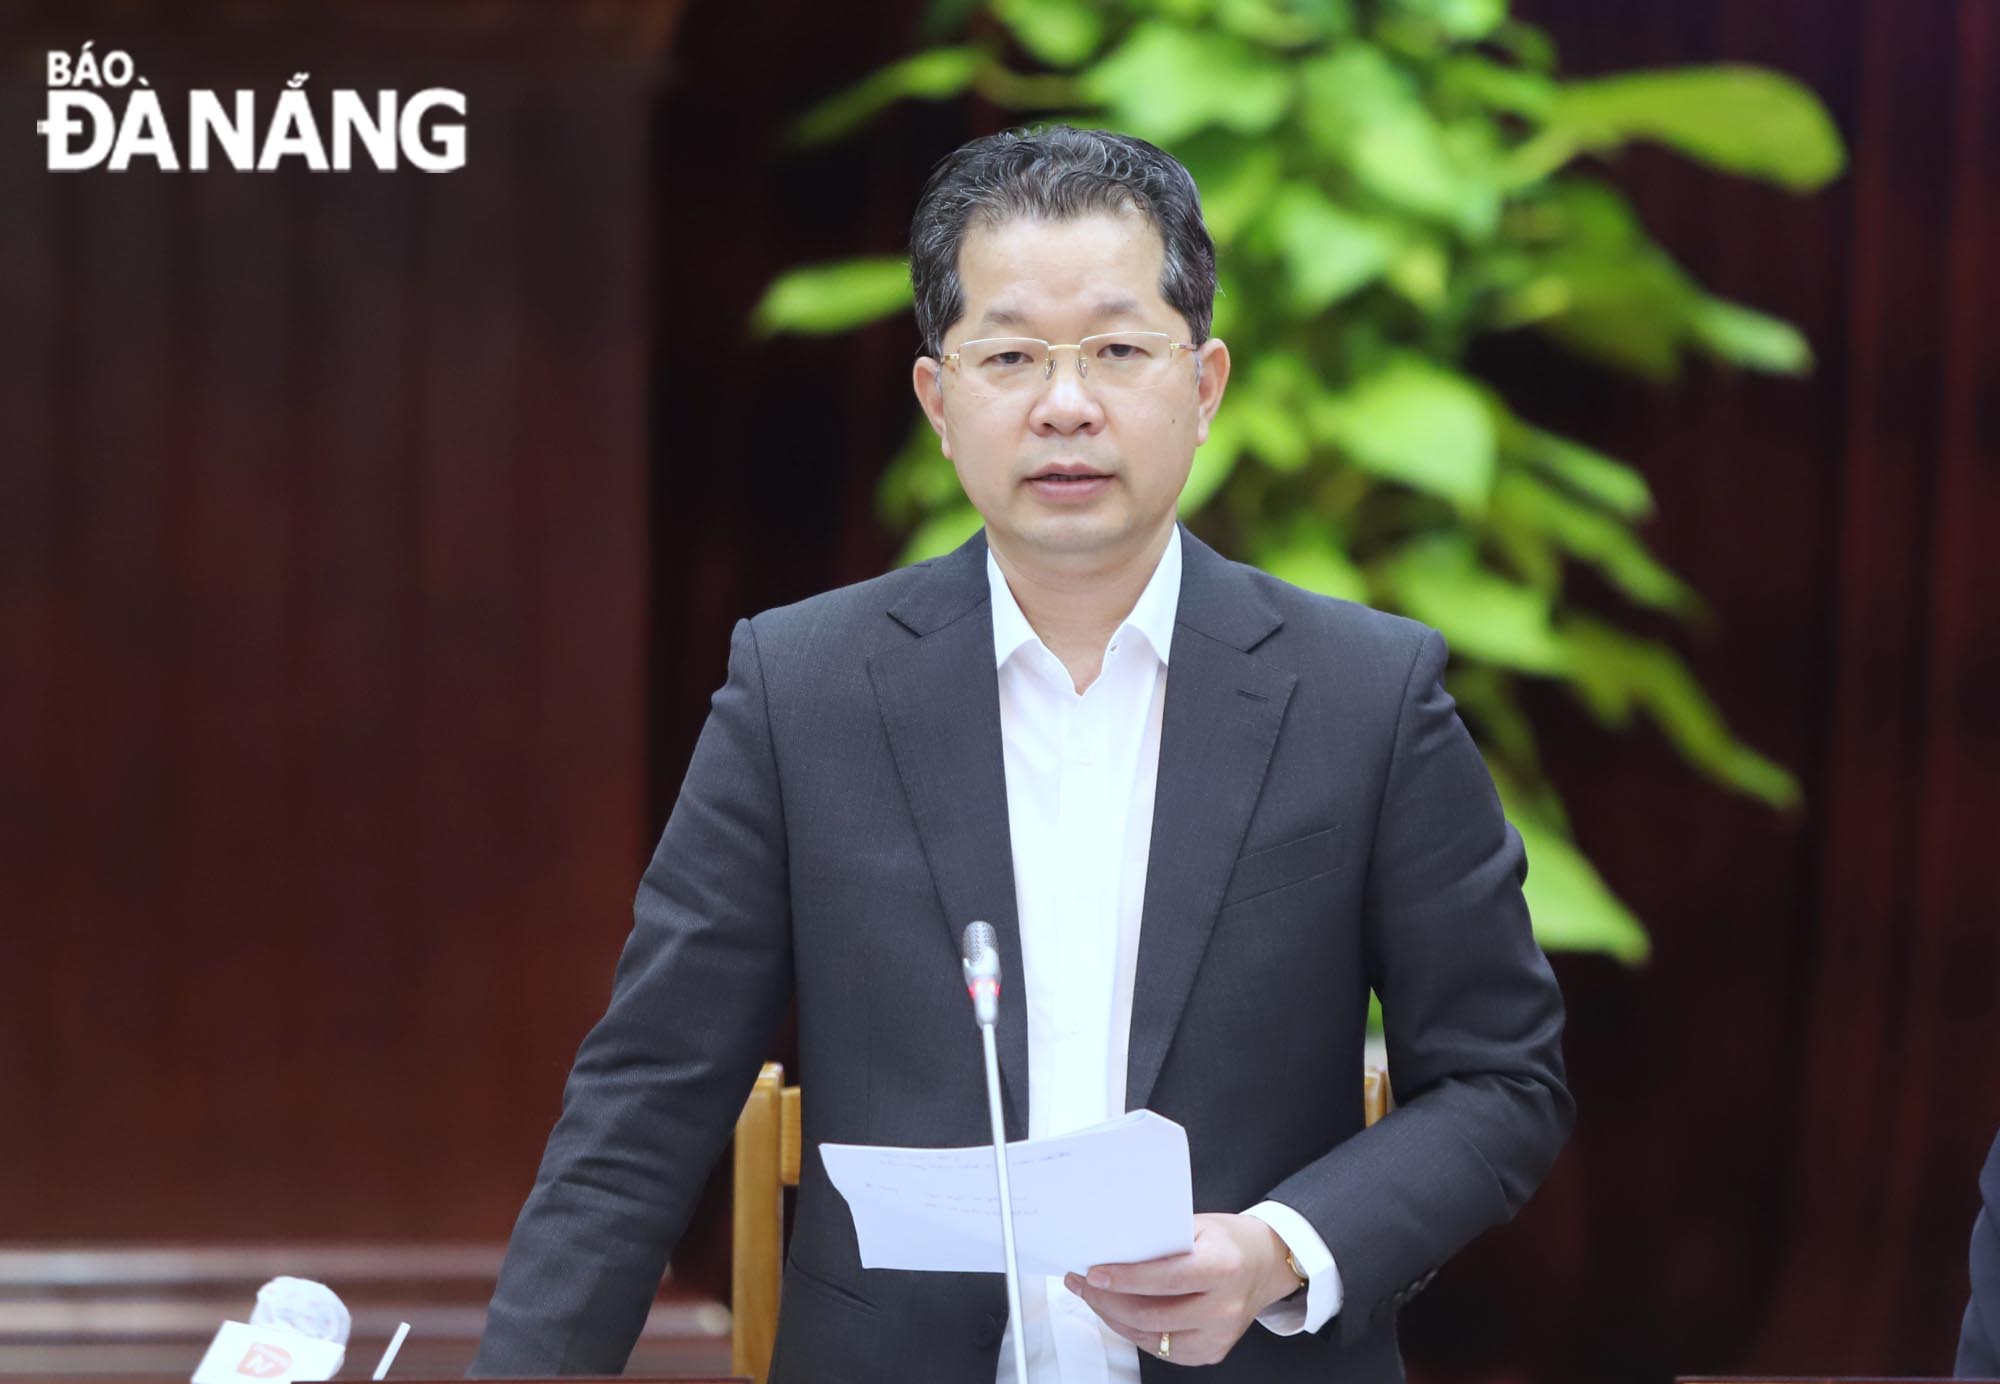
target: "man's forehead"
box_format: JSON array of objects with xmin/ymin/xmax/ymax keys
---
[
  {"xmin": 977, "ymin": 294, "xmax": 1143, "ymax": 329},
  {"xmin": 957, "ymin": 210, "xmax": 1169, "ymax": 327}
]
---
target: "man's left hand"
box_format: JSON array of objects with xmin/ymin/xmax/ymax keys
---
[{"xmin": 1062, "ymin": 1212, "xmax": 1301, "ymax": 1368}]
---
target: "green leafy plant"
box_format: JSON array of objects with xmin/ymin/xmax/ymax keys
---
[{"xmin": 752, "ymin": 0, "xmax": 1844, "ymax": 965}]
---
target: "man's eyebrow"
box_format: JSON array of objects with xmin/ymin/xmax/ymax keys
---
[{"xmin": 977, "ymin": 297, "xmax": 1145, "ymax": 329}]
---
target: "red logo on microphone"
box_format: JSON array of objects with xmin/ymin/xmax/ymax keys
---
[{"xmin": 234, "ymin": 1342, "xmax": 293, "ymax": 1378}]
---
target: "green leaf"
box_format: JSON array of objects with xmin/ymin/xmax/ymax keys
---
[
  {"xmin": 1215, "ymin": 0, "xmax": 1353, "ymax": 46},
  {"xmin": 1179, "ymin": 138, "xmax": 1284, "ymax": 245},
  {"xmin": 1255, "ymin": 517, "xmax": 1368, "ymax": 603},
  {"xmin": 1210, "ymin": 265, "xmax": 1245, "ymax": 338},
  {"xmin": 1081, "ymin": 22, "xmax": 1295, "ymax": 144},
  {"xmin": 789, "ymin": 48, "xmax": 987, "ymax": 147},
  {"xmin": 1539, "ymin": 177, "xmax": 1647, "ymax": 249},
  {"xmin": 1384, "ymin": 236, "xmax": 1451, "ymax": 312},
  {"xmin": 1499, "ymin": 780, "xmax": 1651, "ymax": 963},
  {"xmin": 1490, "ymin": 18, "xmax": 1557, "ymax": 72},
  {"xmin": 1150, "ymin": 0, "xmax": 1215, "ymax": 23},
  {"xmin": 1688, "ymin": 296, "xmax": 1813, "ymax": 374},
  {"xmin": 1310, "ymin": 358, "xmax": 1497, "ymax": 510},
  {"xmin": 1528, "ymin": 244, "xmax": 1699, "ymax": 381},
  {"xmin": 1448, "ymin": 664, "xmax": 1546, "ymax": 787},
  {"xmin": 1437, "ymin": 55, "xmax": 1555, "ymax": 119},
  {"xmin": 1560, "ymin": 617, "xmax": 1802, "ymax": 808},
  {"xmin": 898, "ymin": 504, "xmax": 984, "ymax": 565},
  {"xmin": 1493, "ymin": 472, "xmax": 1699, "ymax": 615},
  {"xmin": 1489, "ymin": 179, "xmax": 1645, "ymax": 270},
  {"xmin": 1182, "ymin": 408, "xmax": 1244, "ymax": 515},
  {"xmin": 1232, "ymin": 354, "xmax": 1328, "ymax": 474},
  {"xmin": 993, "ymin": 0, "xmax": 1108, "ymax": 65},
  {"xmin": 1237, "ymin": 398, "xmax": 1311, "ymax": 473},
  {"xmin": 1516, "ymin": 820, "xmax": 1652, "ymax": 962},
  {"xmin": 1252, "ymin": 181, "xmax": 1400, "ymax": 311},
  {"xmin": 1297, "ymin": 46, "xmax": 1500, "ymax": 238},
  {"xmin": 1549, "ymin": 64, "xmax": 1847, "ymax": 192},
  {"xmin": 921, "ymin": 0, "xmax": 985, "ymax": 40},
  {"xmin": 1505, "ymin": 187, "xmax": 1812, "ymax": 379},
  {"xmin": 1386, "ymin": 0, "xmax": 1506, "ymax": 41},
  {"xmin": 972, "ymin": 67, "xmax": 1086, "ymax": 109},
  {"xmin": 1510, "ymin": 423, "xmax": 1655, "ymax": 519},
  {"xmin": 876, "ymin": 415, "xmax": 958, "ymax": 529},
  {"xmin": 752, "ymin": 258, "xmax": 913, "ymax": 337},
  {"xmin": 1230, "ymin": 352, "xmax": 1325, "ymax": 473},
  {"xmin": 1484, "ymin": 499, "xmax": 1561, "ymax": 595},
  {"xmin": 1378, "ymin": 535, "xmax": 1568, "ymax": 673}
]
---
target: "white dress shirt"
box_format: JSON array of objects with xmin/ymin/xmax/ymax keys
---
[{"xmin": 987, "ymin": 525, "xmax": 1343, "ymax": 1384}]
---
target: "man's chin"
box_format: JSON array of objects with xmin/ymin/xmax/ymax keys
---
[{"xmin": 998, "ymin": 510, "xmax": 1169, "ymax": 565}]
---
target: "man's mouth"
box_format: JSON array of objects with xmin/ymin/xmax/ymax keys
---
[
  {"xmin": 1026, "ymin": 464, "xmax": 1112, "ymax": 482},
  {"xmin": 1025, "ymin": 466, "xmax": 1115, "ymax": 503}
]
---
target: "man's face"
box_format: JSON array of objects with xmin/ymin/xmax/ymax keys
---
[{"xmin": 913, "ymin": 208, "xmax": 1230, "ymax": 572}]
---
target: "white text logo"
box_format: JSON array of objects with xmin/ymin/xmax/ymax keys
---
[{"xmin": 40, "ymin": 44, "xmax": 468, "ymax": 173}]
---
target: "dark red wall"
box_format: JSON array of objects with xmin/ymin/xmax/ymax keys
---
[
  {"xmin": 1435, "ymin": 3, "xmax": 2000, "ymax": 1380},
  {"xmin": 0, "ymin": 3, "xmax": 671, "ymax": 1240}
]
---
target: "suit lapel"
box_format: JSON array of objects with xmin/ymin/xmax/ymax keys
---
[
  {"xmin": 1126, "ymin": 532, "xmax": 1294, "ymax": 1112},
  {"xmin": 865, "ymin": 526, "xmax": 1294, "ymax": 1129},
  {"xmin": 867, "ymin": 531, "xmax": 1030, "ymax": 1136}
]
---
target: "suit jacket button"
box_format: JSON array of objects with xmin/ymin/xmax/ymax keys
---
[{"xmin": 973, "ymin": 1313, "xmax": 1004, "ymax": 1348}]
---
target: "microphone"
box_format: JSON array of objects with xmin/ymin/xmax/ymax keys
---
[
  {"xmin": 190, "ymin": 1276, "xmax": 349, "ymax": 1383},
  {"xmin": 960, "ymin": 922, "xmax": 1032, "ymax": 1383},
  {"xmin": 249, "ymin": 1276, "xmax": 351, "ymax": 1346},
  {"xmin": 961, "ymin": 920, "xmax": 1001, "ymax": 1025}
]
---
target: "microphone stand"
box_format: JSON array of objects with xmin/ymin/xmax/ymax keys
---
[
  {"xmin": 980, "ymin": 1020, "xmax": 1032, "ymax": 1384},
  {"xmin": 963, "ymin": 924, "xmax": 1032, "ymax": 1382}
]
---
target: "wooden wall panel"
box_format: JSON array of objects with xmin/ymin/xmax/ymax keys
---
[
  {"xmin": 1424, "ymin": 2, "xmax": 2000, "ymax": 1381},
  {"xmin": 0, "ymin": 3, "xmax": 680, "ymax": 1243}
]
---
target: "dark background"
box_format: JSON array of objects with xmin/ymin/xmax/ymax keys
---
[{"xmin": 2, "ymin": 0, "xmax": 1996, "ymax": 1380}]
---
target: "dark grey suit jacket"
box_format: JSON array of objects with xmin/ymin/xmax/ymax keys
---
[
  {"xmin": 474, "ymin": 525, "xmax": 1572, "ymax": 1382},
  {"xmin": 1960, "ymin": 1129, "xmax": 2000, "ymax": 1377}
]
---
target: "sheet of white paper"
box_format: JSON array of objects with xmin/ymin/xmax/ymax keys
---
[{"xmin": 819, "ymin": 1109, "xmax": 1194, "ymax": 1277}]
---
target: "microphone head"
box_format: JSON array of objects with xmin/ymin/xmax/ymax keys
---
[
  {"xmin": 960, "ymin": 921, "xmax": 1001, "ymax": 1027},
  {"xmin": 960, "ymin": 921, "xmax": 997, "ymax": 967}
]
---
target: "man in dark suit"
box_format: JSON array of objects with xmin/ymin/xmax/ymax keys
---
[
  {"xmin": 474, "ymin": 125, "xmax": 1571, "ymax": 1382},
  {"xmin": 1961, "ymin": 1128, "xmax": 2000, "ymax": 1376}
]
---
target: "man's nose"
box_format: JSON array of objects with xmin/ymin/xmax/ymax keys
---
[{"xmin": 1032, "ymin": 355, "xmax": 1102, "ymax": 429}]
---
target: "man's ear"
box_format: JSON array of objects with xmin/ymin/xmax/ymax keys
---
[
  {"xmin": 1191, "ymin": 338, "xmax": 1231, "ymax": 447},
  {"xmin": 912, "ymin": 356, "xmax": 952, "ymax": 459}
]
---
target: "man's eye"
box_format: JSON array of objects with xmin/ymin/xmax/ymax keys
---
[
  {"xmin": 984, "ymin": 351, "xmax": 1032, "ymax": 367},
  {"xmin": 1099, "ymin": 342, "xmax": 1145, "ymax": 359}
]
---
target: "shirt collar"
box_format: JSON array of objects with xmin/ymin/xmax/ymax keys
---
[{"xmin": 986, "ymin": 524, "xmax": 1182, "ymax": 670}]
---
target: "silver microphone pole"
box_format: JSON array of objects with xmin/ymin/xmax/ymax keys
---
[{"xmin": 961, "ymin": 921, "xmax": 1032, "ymax": 1383}]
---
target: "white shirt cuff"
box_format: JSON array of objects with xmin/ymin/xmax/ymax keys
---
[{"xmin": 1243, "ymin": 1200, "xmax": 1343, "ymax": 1336}]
